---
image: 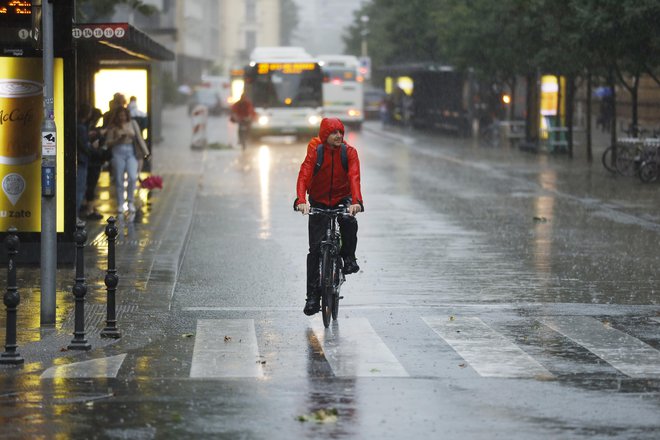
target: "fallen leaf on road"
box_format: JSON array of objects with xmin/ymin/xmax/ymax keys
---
[
  {"xmin": 297, "ymin": 408, "xmax": 338, "ymax": 423},
  {"xmin": 181, "ymin": 333, "xmax": 194, "ymax": 338},
  {"xmin": 224, "ymin": 336, "xmax": 232, "ymax": 342},
  {"xmin": 370, "ymin": 368, "xmax": 380, "ymax": 373},
  {"xmin": 458, "ymin": 363, "xmax": 467, "ymax": 368},
  {"xmin": 449, "ymin": 316, "xmax": 456, "ymax": 321},
  {"xmin": 533, "ymin": 216, "xmax": 548, "ymax": 223}
]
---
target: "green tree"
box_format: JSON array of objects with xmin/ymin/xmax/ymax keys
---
[{"xmin": 343, "ymin": 0, "xmax": 444, "ymax": 71}]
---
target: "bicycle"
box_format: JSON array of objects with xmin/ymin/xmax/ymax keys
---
[
  {"xmin": 479, "ymin": 120, "xmax": 500, "ymax": 148},
  {"xmin": 237, "ymin": 120, "xmax": 251, "ymax": 151},
  {"xmin": 309, "ymin": 206, "xmax": 349, "ymax": 328}
]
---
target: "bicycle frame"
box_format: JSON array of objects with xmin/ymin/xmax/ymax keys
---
[{"xmin": 310, "ymin": 206, "xmax": 348, "ymax": 327}]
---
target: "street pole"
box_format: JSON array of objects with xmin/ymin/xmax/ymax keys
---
[
  {"xmin": 40, "ymin": 0, "xmax": 57, "ymax": 326},
  {"xmin": 360, "ymin": 15, "xmax": 369, "ymax": 58}
]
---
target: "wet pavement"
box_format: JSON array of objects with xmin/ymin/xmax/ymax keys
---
[{"xmin": 0, "ymin": 108, "xmax": 660, "ymax": 439}]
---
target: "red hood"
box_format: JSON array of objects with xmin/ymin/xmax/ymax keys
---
[{"xmin": 318, "ymin": 118, "xmax": 345, "ymax": 143}]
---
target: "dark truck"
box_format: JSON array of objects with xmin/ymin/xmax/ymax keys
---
[{"xmin": 380, "ymin": 63, "xmax": 477, "ymax": 136}]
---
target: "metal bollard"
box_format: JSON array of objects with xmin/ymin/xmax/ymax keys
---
[
  {"xmin": 68, "ymin": 222, "xmax": 91, "ymax": 350},
  {"xmin": 0, "ymin": 227, "xmax": 24, "ymax": 365},
  {"xmin": 100, "ymin": 217, "xmax": 121, "ymax": 338}
]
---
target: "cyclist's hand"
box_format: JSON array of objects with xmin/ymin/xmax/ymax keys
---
[
  {"xmin": 297, "ymin": 203, "xmax": 310, "ymax": 215},
  {"xmin": 348, "ymin": 204, "xmax": 362, "ymax": 216}
]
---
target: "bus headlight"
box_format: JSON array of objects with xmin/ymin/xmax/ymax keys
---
[
  {"xmin": 348, "ymin": 109, "xmax": 362, "ymax": 117},
  {"xmin": 258, "ymin": 115, "xmax": 270, "ymax": 126},
  {"xmin": 308, "ymin": 115, "xmax": 321, "ymax": 125}
]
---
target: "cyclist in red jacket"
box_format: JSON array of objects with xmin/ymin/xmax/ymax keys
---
[{"xmin": 294, "ymin": 117, "xmax": 364, "ymax": 316}]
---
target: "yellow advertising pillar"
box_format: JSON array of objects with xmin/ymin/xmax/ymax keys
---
[{"xmin": 0, "ymin": 57, "xmax": 64, "ymax": 233}]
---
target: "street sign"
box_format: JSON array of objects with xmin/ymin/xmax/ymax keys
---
[
  {"xmin": 72, "ymin": 23, "xmax": 128, "ymax": 40},
  {"xmin": 359, "ymin": 56, "xmax": 371, "ymax": 81}
]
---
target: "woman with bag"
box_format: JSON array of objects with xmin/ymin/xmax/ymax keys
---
[{"xmin": 105, "ymin": 107, "xmax": 150, "ymax": 216}]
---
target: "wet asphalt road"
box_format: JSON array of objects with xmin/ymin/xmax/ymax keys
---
[{"xmin": 2, "ymin": 109, "xmax": 660, "ymax": 439}]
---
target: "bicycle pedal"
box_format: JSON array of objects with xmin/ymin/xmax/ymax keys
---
[{"xmin": 338, "ymin": 296, "xmax": 344, "ymax": 300}]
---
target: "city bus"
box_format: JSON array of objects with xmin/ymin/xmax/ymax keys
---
[
  {"xmin": 244, "ymin": 47, "xmax": 323, "ymax": 138},
  {"xmin": 318, "ymin": 54, "xmax": 364, "ymax": 128}
]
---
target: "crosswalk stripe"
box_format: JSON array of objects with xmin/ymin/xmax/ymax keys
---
[
  {"xmin": 423, "ymin": 316, "xmax": 553, "ymax": 378},
  {"xmin": 189, "ymin": 319, "xmax": 264, "ymax": 378},
  {"xmin": 311, "ymin": 318, "xmax": 409, "ymax": 377},
  {"xmin": 541, "ymin": 316, "xmax": 660, "ymax": 378},
  {"xmin": 41, "ymin": 354, "xmax": 127, "ymax": 379}
]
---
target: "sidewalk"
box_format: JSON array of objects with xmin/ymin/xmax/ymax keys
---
[{"xmin": 0, "ymin": 105, "xmax": 204, "ymax": 372}]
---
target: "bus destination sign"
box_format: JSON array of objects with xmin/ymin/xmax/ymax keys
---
[
  {"xmin": 0, "ymin": 1, "xmax": 32, "ymax": 16},
  {"xmin": 257, "ymin": 63, "xmax": 316, "ymax": 75}
]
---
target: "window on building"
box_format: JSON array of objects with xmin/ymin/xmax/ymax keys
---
[
  {"xmin": 246, "ymin": 0, "xmax": 257, "ymax": 22},
  {"xmin": 246, "ymin": 31, "xmax": 256, "ymax": 55}
]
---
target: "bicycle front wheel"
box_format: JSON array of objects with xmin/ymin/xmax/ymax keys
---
[
  {"xmin": 615, "ymin": 145, "xmax": 639, "ymax": 177},
  {"xmin": 320, "ymin": 249, "xmax": 333, "ymax": 328}
]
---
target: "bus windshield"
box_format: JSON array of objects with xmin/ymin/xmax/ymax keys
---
[
  {"xmin": 249, "ymin": 63, "xmax": 323, "ymax": 108},
  {"xmin": 324, "ymin": 68, "xmax": 358, "ymax": 82}
]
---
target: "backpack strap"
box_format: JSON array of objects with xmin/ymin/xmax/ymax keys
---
[
  {"xmin": 340, "ymin": 143, "xmax": 348, "ymax": 172},
  {"xmin": 313, "ymin": 143, "xmax": 348, "ymax": 175}
]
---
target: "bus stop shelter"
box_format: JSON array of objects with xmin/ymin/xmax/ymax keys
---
[{"xmin": 0, "ymin": 4, "xmax": 173, "ymax": 263}]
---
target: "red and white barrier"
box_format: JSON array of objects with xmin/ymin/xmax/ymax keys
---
[{"xmin": 191, "ymin": 105, "xmax": 208, "ymax": 149}]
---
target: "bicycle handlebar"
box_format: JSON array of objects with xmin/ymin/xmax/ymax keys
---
[{"xmin": 309, "ymin": 206, "xmax": 350, "ymax": 217}]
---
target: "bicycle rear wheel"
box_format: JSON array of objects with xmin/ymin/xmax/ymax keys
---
[
  {"xmin": 639, "ymin": 161, "xmax": 658, "ymax": 183},
  {"xmin": 320, "ymin": 249, "xmax": 333, "ymax": 328},
  {"xmin": 601, "ymin": 146, "xmax": 616, "ymax": 174}
]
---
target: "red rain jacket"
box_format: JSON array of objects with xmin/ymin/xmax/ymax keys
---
[{"xmin": 295, "ymin": 118, "xmax": 364, "ymax": 209}]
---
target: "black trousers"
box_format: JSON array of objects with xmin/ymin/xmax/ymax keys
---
[
  {"xmin": 85, "ymin": 163, "xmax": 103, "ymax": 203},
  {"xmin": 306, "ymin": 208, "xmax": 358, "ymax": 298}
]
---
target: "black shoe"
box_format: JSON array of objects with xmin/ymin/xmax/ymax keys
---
[
  {"xmin": 303, "ymin": 296, "xmax": 320, "ymax": 316},
  {"xmin": 342, "ymin": 256, "xmax": 360, "ymax": 274}
]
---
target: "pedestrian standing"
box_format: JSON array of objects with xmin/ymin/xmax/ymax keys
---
[
  {"xmin": 105, "ymin": 107, "xmax": 144, "ymax": 216},
  {"xmin": 76, "ymin": 103, "xmax": 94, "ymax": 222}
]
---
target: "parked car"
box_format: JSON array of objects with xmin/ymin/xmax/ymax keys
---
[
  {"xmin": 187, "ymin": 87, "xmax": 224, "ymax": 115},
  {"xmin": 363, "ymin": 86, "xmax": 386, "ymax": 120}
]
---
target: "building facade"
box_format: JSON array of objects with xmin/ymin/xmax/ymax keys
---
[{"xmin": 220, "ymin": 0, "xmax": 281, "ymax": 73}]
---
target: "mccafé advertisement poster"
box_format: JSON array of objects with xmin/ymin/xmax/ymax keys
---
[{"xmin": 0, "ymin": 57, "xmax": 64, "ymax": 232}]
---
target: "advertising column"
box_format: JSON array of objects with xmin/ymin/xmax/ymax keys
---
[{"xmin": 0, "ymin": 57, "xmax": 64, "ymax": 233}]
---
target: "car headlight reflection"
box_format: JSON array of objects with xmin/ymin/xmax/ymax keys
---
[
  {"xmin": 308, "ymin": 115, "xmax": 321, "ymax": 125},
  {"xmin": 258, "ymin": 115, "xmax": 269, "ymax": 126}
]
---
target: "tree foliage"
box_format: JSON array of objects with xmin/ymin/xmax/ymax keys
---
[
  {"xmin": 346, "ymin": 0, "xmax": 660, "ymax": 126},
  {"xmin": 343, "ymin": 0, "xmax": 443, "ymax": 68}
]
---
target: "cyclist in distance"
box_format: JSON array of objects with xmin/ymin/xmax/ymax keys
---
[
  {"xmin": 294, "ymin": 117, "xmax": 364, "ymax": 316},
  {"xmin": 230, "ymin": 93, "xmax": 256, "ymax": 137}
]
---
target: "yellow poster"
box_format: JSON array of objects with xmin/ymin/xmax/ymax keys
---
[{"xmin": 0, "ymin": 57, "xmax": 64, "ymax": 232}]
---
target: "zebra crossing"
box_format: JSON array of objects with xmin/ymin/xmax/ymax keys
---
[{"xmin": 40, "ymin": 313, "xmax": 660, "ymax": 380}]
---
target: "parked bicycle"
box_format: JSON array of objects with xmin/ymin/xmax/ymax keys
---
[{"xmin": 309, "ymin": 206, "xmax": 349, "ymax": 328}]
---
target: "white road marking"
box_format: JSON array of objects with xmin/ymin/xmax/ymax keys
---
[
  {"xmin": 40, "ymin": 354, "xmax": 127, "ymax": 379},
  {"xmin": 182, "ymin": 303, "xmax": 660, "ymax": 314},
  {"xmin": 311, "ymin": 317, "xmax": 409, "ymax": 377},
  {"xmin": 189, "ymin": 319, "xmax": 264, "ymax": 378},
  {"xmin": 541, "ymin": 316, "xmax": 660, "ymax": 378},
  {"xmin": 651, "ymin": 317, "xmax": 660, "ymax": 324},
  {"xmin": 423, "ymin": 316, "xmax": 553, "ymax": 378}
]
